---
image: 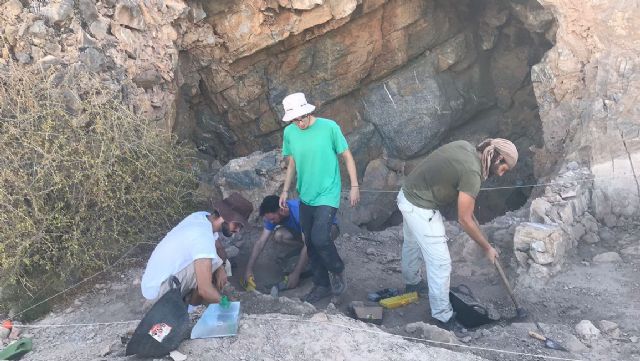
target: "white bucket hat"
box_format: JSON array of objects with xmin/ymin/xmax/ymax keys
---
[{"xmin": 281, "ymin": 92, "xmax": 316, "ymax": 122}]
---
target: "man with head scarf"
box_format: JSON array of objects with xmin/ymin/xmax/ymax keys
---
[{"xmin": 398, "ymin": 139, "xmax": 518, "ymax": 330}]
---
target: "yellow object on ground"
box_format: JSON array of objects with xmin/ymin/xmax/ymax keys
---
[
  {"xmin": 241, "ymin": 275, "xmax": 256, "ymax": 291},
  {"xmin": 379, "ymin": 292, "xmax": 418, "ymax": 309}
]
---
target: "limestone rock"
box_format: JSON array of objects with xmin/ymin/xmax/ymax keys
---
[
  {"xmin": 89, "ymin": 18, "xmax": 111, "ymax": 40},
  {"xmin": 597, "ymin": 320, "xmax": 620, "ymax": 337},
  {"xmin": 575, "ymin": 320, "xmax": 600, "ymax": 341},
  {"xmin": 29, "ymin": 20, "xmax": 48, "ymax": 38},
  {"xmin": 213, "ymin": 150, "xmax": 285, "ymax": 220},
  {"xmin": 79, "ymin": 48, "xmax": 106, "ymax": 72},
  {"xmin": 309, "ymin": 312, "xmax": 329, "ymax": 322},
  {"xmin": 43, "ymin": 0, "xmax": 75, "ymax": 25},
  {"xmin": 527, "ymin": 262, "xmax": 551, "ymax": 279},
  {"xmin": 509, "ymin": 1, "xmax": 554, "ymax": 33},
  {"xmin": 592, "ymin": 252, "xmax": 622, "ymax": 264},
  {"xmin": 530, "ymin": 198, "xmax": 552, "ymax": 223},
  {"xmin": 513, "ymin": 222, "xmax": 566, "ymax": 266},
  {"xmin": 621, "ymin": 243, "xmax": 640, "ymax": 256},
  {"xmin": 345, "ymin": 158, "xmax": 400, "ymax": 229},
  {"xmin": 562, "ymin": 332, "xmax": 588, "ymax": 353},
  {"xmin": 114, "ymin": 0, "xmax": 146, "ymax": 30},
  {"xmin": 405, "ymin": 322, "xmax": 457, "ymax": 343},
  {"xmin": 15, "ymin": 52, "xmax": 31, "ymax": 64},
  {"xmin": 278, "ymin": 0, "xmax": 323, "ymax": 10},
  {"xmin": 133, "ymin": 69, "xmax": 163, "ymax": 90},
  {"xmin": 79, "ymin": 0, "xmax": 99, "ymax": 23},
  {"xmin": 1, "ymin": 0, "xmax": 23, "ymax": 19},
  {"xmin": 36, "ymin": 55, "xmax": 62, "ymax": 70}
]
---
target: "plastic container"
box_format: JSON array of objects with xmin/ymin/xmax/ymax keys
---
[
  {"xmin": 379, "ymin": 292, "xmax": 418, "ymax": 309},
  {"xmin": 190, "ymin": 299, "xmax": 240, "ymax": 339}
]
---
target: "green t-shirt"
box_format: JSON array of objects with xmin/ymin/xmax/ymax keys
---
[
  {"xmin": 282, "ymin": 118, "xmax": 349, "ymax": 208},
  {"xmin": 403, "ymin": 140, "xmax": 482, "ymax": 210}
]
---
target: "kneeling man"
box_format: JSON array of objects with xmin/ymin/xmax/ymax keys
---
[
  {"xmin": 141, "ymin": 193, "xmax": 252, "ymax": 306},
  {"xmin": 244, "ymin": 195, "xmax": 338, "ymax": 290}
]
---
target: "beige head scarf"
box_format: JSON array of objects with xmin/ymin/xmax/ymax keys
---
[{"xmin": 478, "ymin": 138, "xmax": 518, "ymax": 180}]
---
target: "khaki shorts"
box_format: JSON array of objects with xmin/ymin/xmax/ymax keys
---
[{"xmin": 154, "ymin": 258, "xmax": 223, "ymax": 301}]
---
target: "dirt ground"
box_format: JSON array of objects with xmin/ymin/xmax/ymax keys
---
[{"xmin": 3, "ymin": 218, "xmax": 639, "ymax": 361}]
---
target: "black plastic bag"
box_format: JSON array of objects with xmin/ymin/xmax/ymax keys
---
[
  {"xmin": 449, "ymin": 284, "xmax": 498, "ymax": 328},
  {"xmin": 126, "ymin": 276, "xmax": 190, "ymax": 357}
]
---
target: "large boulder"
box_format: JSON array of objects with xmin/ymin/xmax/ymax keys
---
[
  {"xmin": 361, "ymin": 53, "xmax": 495, "ymax": 159},
  {"xmin": 344, "ymin": 158, "xmax": 402, "ymax": 230},
  {"xmin": 213, "ymin": 150, "xmax": 286, "ymax": 222}
]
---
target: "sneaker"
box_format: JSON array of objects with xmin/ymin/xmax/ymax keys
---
[
  {"xmin": 328, "ymin": 272, "xmax": 347, "ymax": 295},
  {"xmin": 434, "ymin": 314, "xmax": 463, "ymax": 333},
  {"xmin": 404, "ymin": 281, "xmax": 428, "ymax": 295},
  {"xmin": 303, "ymin": 285, "xmax": 332, "ymax": 303}
]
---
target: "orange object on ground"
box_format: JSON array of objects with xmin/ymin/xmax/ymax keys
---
[{"xmin": 1, "ymin": 320, "xmax": 12, "ymax": 330}]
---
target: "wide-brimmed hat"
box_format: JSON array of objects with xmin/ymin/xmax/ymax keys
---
[
  {"xmin": 281, "ymin": 92, "xmax": 316, "ymax": 122},
  {"xmin": 212, "ymin": 192, "xmax": 253, "ymax": 226}
]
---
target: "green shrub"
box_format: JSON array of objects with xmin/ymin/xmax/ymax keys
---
[{"xmin": 0, "ymin": 65, "xmax": 199, "ymax": 319}]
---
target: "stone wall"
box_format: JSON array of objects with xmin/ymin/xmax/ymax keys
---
[{"xmin": 513, "ymin": 165, "xmax": 597, "ymax": 282}]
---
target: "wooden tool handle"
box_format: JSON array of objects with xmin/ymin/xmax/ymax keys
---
[
  {"xmin": 494, "ymin": 261, "xmax": 522, "ymax": 309},
  {"xmin": 529, "ymin": 331, "xmax": 546, "ymax": 341}
]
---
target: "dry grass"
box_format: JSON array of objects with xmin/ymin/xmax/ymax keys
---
[{"xmin": 0, "ymin": 64, "xmax": 198, "ymax": 318}]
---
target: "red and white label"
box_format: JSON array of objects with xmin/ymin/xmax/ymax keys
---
[{"xmin": 148, "ymin": 323, "xmax": 172, "ymax": 342}]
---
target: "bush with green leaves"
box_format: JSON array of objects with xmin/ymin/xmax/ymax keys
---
[{"xmin": 0, "ymin": 65, "xmax": 199, "ymax": 318}]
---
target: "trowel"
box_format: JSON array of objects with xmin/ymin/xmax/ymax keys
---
[{"xmin": 528, "ymin": 331, "xmax": 568, "ymax": 352}]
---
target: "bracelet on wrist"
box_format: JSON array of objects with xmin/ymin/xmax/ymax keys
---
[{"xmin": 351, "ymin": 186, "xmax": 359, "ymax": 188}]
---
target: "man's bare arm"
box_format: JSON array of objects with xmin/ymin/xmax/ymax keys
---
[
  {"xmin": 287, "ymin": 244, "xmax": 309, "ymax": 289},
  {"xmin": 280, "ymin": 156, "xmax": 296, "ymax": 208},
  {"xmin": 194, "ymin": 258, "xmax": 221, "ymax": 304},
  {"xmin": 244, "ymin": 229, "xmax": 272, "ymax": 280},
  {"xmin": 457, "ymin": 192, "xmax": 498, "ymax": 263},
  {"xmin": 341, "ymin": 149, "xmax": 360, "ymax": 206}
]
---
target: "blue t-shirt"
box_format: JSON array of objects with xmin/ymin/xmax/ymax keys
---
[{"xmin": 263, "ymin": 199, "xmax": 337, "ymax": 234}]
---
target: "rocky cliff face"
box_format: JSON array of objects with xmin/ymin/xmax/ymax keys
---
[
  {"xmin": 1, "ymin": 0, "xmax": 637, "ymax": 226},
  {"xmin": 532, "ymin": 0, "xmax": 640, "ymax": 225}
]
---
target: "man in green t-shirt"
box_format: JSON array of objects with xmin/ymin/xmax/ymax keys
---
[
  {"xmin": 279, "ymin": 92, "xmax": 360, "ymax": 303},
  {"xmin": 399, "ymin": 139, "xmax": 518, "ymax": 330}
]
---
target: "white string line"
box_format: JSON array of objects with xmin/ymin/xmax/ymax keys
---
[
  {"xmin": 16, "ymin": 320, "xmax": 140, "ymax": 328},
  {"xmin": 10, "ymin": 242, "xmax": 151, "ymax": 319},
  {"xmin": 243, "ymin": 315, "xmax": 585, "ymax": 361},
  {"xmin": 339, "ymin": 174, "xmax": 638, "ymax": 193},
  {"xmin": 13, "ymin": 315, "xmax": 583, "ymax": 361}
]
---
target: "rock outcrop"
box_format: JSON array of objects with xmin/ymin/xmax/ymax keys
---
[
  {"xmin": 532, "ymin": 0, "xmax": 640, "ymax": 223},
  {"xmin": 2, "ymin": 0, "xmax": 638, "ymax": 229}
]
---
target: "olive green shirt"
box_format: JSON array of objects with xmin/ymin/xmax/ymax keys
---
[{"xmin": 403, "ymin": 140, "xmax": 482, "ymax": 210}]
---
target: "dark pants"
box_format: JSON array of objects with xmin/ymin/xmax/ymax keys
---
[{"xmin": 299, "ymin": 202, "xmax": 344, "ymax": 288}]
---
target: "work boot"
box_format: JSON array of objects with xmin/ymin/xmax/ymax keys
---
[
  {"xmin": 434, "ymin": 314, "xmax": 465, "ymax": 337},
  {"xmin": 303, "ymin": 285, "xmax": 331, "ymax": 303},
  {"xmin": 328, "ymin": 272, "xmax": 347, "ymax": 295},
  {"xmin": 404, "ymin": 281, "xmax": 428, "ymax": 295}
]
